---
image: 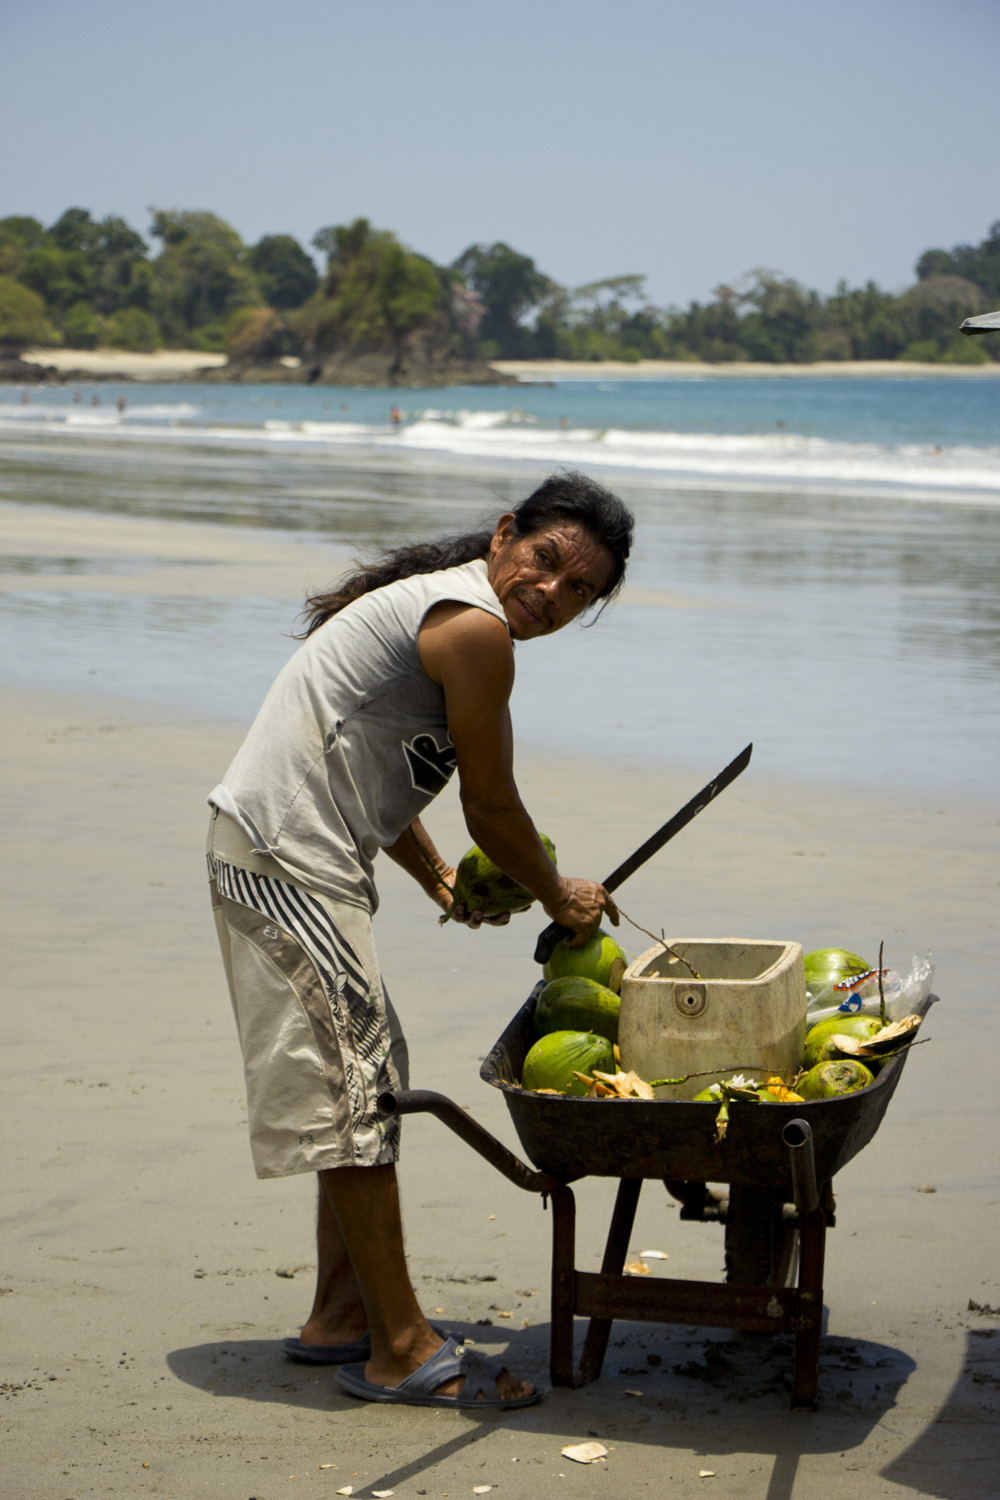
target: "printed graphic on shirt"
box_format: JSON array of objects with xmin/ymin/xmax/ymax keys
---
[{"xmin": 402, "ymin": 732, "xmax": 457, "ymax": 796}]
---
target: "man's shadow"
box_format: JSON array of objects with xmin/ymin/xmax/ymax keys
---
[
  {"xmin": 879, "ymin": 1327, "xmax": 1000, "ymax": 1500},
  {"xmin": 167, "ymin": 1312, "xmax": 925, "ymax": 1500}
]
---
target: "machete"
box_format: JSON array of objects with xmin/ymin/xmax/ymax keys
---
[{"xmin": 533, "ymin": 742, "xmax": 753, "ymax": 965}]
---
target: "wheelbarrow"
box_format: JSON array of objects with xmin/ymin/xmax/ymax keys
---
[{"xmin": 378, "ymin": 989, "xmax": 935, "ymax": 1409}]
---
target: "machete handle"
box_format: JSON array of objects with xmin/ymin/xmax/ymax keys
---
[{"xmin": 533, "ymin": 920, "xmax": 573, "ymax": 965}]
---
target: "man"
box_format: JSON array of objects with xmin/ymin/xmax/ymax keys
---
[{"xmin": 207, "ymin": 471, "xmax": 633, "ymax": 1409}]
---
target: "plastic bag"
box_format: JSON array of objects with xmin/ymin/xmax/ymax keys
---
[{"xmin": 806, "ymin": 951, "xmax": 935, "ymax": 1026}]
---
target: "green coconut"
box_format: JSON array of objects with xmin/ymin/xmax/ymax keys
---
[
  {"xmin": 450, "ymin": 833, "xmax": 556, "ymax": 918},
  {"xmin": 798, "ymin": 1059, "xmax": 875, "ymax": 1100},
  {"xmin": 542, "ymin": 928, "xmax": 629, "ymax": 994},
  {"xmin": 802, "ymin": 1014, "xmax": 884, "ymax": 1070},
  {"xmin": 803, "ymin": 947, "xmax": 871, "ymax": 990},
  {"xmin": 520, "ymin": 1030, "xmax": 615, "ymax": 1096},
  {"xmin": 534, "ymin": 976, "xmax": 621, "ymax": 1044}
]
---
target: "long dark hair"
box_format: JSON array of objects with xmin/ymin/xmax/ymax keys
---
[{"xmin": 297, "ymin": 470, "xmax": 634, "ymax": 637}]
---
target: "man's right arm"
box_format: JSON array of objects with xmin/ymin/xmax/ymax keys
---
[{"xmin": 418, "ymin": 602, "xmax": 617, "ymax": 944}]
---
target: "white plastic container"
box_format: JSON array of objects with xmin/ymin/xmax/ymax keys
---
[{"xmin": 618, "ymin": 938, "xmax": 807, "ymax": 1099}]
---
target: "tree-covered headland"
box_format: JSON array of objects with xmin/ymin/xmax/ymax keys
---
[{"xmin": 0, "ymin": 206, "xmax": 996, "ymax": 376}]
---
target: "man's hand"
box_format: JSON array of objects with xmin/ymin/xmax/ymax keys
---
[
  {"xmin": 383, "ymin": 828, "xmax": 526, "ymax": 929},
  {"xmin": 426, "ymin": 859, "xmax": 527, "ymax": 928},
  {"xmin": 449, "ymin": 902, "xmax": 525, "ymax": 929},
  {"xmin": 542, "ymin": 876, "xmax": 619, "ymax": 948}
]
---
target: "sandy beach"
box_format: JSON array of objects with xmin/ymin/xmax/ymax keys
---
[
  {"xmin": 2, "ymin": 503, "xmax": 998, "ymax": 1500},
  {"xmin": 490, "ymin": 359, "xmax": 1000, "ymax": 381},
  {"xmin": 19, "ymin": 349, "xmax": 229, "ymax": 380},
  {"xmin": 18, "ymin": 347, "xmax": 1000, "ymax": 383}
]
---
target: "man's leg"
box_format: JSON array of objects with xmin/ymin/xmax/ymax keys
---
[
  {"xmin": 297, "ymin": 1181, "xmax": 368, "ymax": 1348},
  {"xmin": 320, "ymin": 1162, "xmax": 534, "ymax": 1401}
]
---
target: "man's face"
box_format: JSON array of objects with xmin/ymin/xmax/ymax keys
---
[{"xmin": 487, "ymin": 515, "xmax": 615, "ymax": 641}]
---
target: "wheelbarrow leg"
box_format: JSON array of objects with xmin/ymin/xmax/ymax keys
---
[
  {"xmin": 550, "ymin": 1185, "xmax": 577, "ymax": 1386},
  {"xmin": 791, "ymin": 1197, "xmax": 828, "ymax": 1409},
  {"xmin": 577, "ymin": 1177, "xmax": 643, "ymax": 1385}
]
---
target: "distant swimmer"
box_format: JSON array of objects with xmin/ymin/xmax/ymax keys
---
[
  {"xmin": 20, "ymin": 390, "xmax": 30, "ymax": 404},
  {"xmin": 390, "ymin": 405, "xmax": 402, "ymax": 428},
  {"xmin": 775, "ymin": 419, "xmax": 785, "ymax": 429},
  {"xmin": 931, "ymin": 445, "xmax": 942, "ymax": 458},
  {"xmin": 72, "ymin": 390, "xmax": 81, "ymax": 403},
  {"xmin": 117, "ymin": 395, "xmax": 126, "ymax": 414},
  {"xmin": 559, "ymin": 416, "xmax": 569, "ymax": 429},
  {"xmin": 91, "ymin": 393, "xmax": 100, "ymax": 406}
]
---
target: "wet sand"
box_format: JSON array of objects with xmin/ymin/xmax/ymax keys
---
[{"xmin": 2, "ymin": 648, "xmax": 998, "ymax": 1498}]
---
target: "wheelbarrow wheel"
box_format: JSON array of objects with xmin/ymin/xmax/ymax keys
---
[{"xmin": 724, "ymin": 1185, "xmax": 798, "ymax": 1287}]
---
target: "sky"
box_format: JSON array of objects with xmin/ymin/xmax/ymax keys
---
[{"xmin": 2, "ymin": 0, "xmax": 999, "ymax": 308}]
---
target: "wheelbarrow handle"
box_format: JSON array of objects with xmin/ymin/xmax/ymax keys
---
[
  {"xmin": 783, "ymin": 1118, "xmax": 820, "ymax": 1215},
  {"xmin": 377, "ymin": 1088, "xmax": 560, "ymax": 1196}
]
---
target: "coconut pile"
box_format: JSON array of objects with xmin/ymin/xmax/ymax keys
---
[{"xmin": 444, "ymin": 842, "xmax": 923, "ymax": 1124}]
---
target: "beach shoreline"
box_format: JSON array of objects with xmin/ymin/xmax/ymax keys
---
[
  {"xmin": 16, "ymin": 345, "xmax": 1000, "ymax": 383},
  {"xmin": 492, "ymin": 357, "xmax": 1000, "ymax": 381}
]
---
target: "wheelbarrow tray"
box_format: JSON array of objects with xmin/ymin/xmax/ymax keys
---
[{"xmin": 480, "ymin": 990, "xmax": 934, "ymax": 1188}]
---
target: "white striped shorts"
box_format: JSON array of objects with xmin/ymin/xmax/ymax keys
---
[{"xmin": 207, "ymin": 810, "xmax": 409, "ymax": 1178}]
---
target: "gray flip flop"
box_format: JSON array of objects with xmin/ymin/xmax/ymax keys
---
[
  {"xmin": 282, "ymin": 1333, "xmax": 372, "ymax": 1365},
  {"xmin": 335, "ymin": 1335, "xmax": 542, "ymax": 1409},
  {"xmin": 282, "ymin": 1322, "xmax": 447, "ymax": 1366}
]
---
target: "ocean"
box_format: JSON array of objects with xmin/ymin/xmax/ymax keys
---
[{"xmin": 1, "ymin": 375, "xmax": 998, "ymax": 795}]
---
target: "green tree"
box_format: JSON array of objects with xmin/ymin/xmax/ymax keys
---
[
  {"xmin": 663, "ymin": 288, "xmax": 747, "ymax": 362},
  {"xmin": 102, "ymin": 306, "xmax": 161, "ymax": 352},
  {"xmin": 0, "ymin": 276, "xmax": 59, "ymax": 348},
  {"xmin": 247, "ymin": 234, "xmax": 318, "ymax": 310},
  {"xmin": 916, "ymin": 221, "xmax": 1000, "ymax": 300},
  {"xmin": 20, "ymin": 243, "xmax": 91, "ymax": 314},
  {"xmin": 737, "ymin": 271, "xmax": 821, "ymax": 362},
  {"xmin": 548, "ymin": 275, "xmax": 659, "ymax": 360},
  {"xmin": 150, "ymin": 209, "xmax": 261, "ymax": 346},
  {"xmin": 61, "ymin": 301, "xmax": 101, "ymax": 349},
  {"xmin": 16, "ymin": 209, "xmax": 156, "ymax": 344},
  {"xmin": 820, "ymin": 280, "xmax": 904, "ymax": 360},
  {"xmin": 897, "ymin": 276, "xmax": 987, "ymax": 360},
  {"xmin": 90, "ymin": 215, "xmax": 154, "ymax": 315},
  {"xmin": 298, "ymin": 218, "xmax": 444, "ymax": 371},
  {"xmin": 224, "ymin": 306, "xmax": 289, "ymax": 361},
  {"xmin": 49, "ymin": 207, "xmax": 101, "ymax": 254},
  {"xmin": 0, "ymin": 216, "xmax": 47, "ymax": 278},
  {"xmin": 450, "ymin": 242, "xmax": 556, "ymax": 357}
]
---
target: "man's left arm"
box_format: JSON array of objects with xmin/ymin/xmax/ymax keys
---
[
  {"xmin": 382, "ymin": 818, "xmax": 455, "ymax": 913},
  {"xmin": 382, "ymin": 818, "xmax": 518, "ymax": 926}
]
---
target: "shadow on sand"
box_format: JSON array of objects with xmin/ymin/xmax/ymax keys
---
[
  {"xmin": 168, "ymin": 1313, "xmax": 926, "ymax": 1499},
  {"xmin": 879, "ymin": 1327, "xmax": 1000, "ymax": 1500}
]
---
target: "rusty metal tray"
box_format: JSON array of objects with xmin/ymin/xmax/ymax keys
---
[{"xmin": 480, "ymin": 988, "xmax": 935, "ymax": 1188}]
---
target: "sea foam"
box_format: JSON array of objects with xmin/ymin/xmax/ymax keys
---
[{"xmin": 1, "ymin": 393, "xmax": 997, "ymax": 503}]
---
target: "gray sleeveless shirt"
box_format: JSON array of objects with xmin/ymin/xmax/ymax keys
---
[{"xmin": 209, "ymin": 558, "xmax": 507, "ymax": 911}]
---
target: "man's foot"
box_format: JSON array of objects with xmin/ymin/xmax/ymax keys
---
[
  {"xmin": 283, "ymin": 1333, "xmax": 371, "ymax": 1365},
  {"xmin": 283, "ymin": 1310, "xmax": 371, "ymax": 1364},
  {"xmin": 337, "ymin": 1336, "xmax": 541, "ymax": 1409},
  {"xmin": 296, "ymin": 1313, "xmax": 369, "ymax": 1349}
]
